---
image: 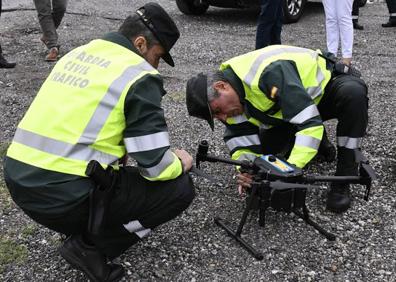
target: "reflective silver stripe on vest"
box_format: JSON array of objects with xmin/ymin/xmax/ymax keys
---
[
  {"xmin": 229, "ymin": 114, "xmax": 249, "ymax": 124},
  {"xmin": 295, "ymin": 134, "xmax": 321, "ymax": 150},
  {"xmin": 124, "ymin": 131, "xmax": 170, "ymax": 153},
  {"xmin": 226, "ymin": 134, "xmax": 261, "ymax": 152},
  {"xmin": 78, "ymin": 61, "xmax": 155, "ymax": 144},
  {"xmin": 390, "ymin": 13, "xmax": 396, "ymax": 16},
  {"xmin": 123, "ymin": 220, "xmax": 152, "ymax": 238},
  {"xmin": 13, "ymin": 128, "xmax": 119, "ymax": 164},
  {"xmin": 289, "ymin": 104, "xmax": 320, "ymax": 124},
  {"xmin": 306, "ymin": 64, "xmax": 326, "ymax": 100},
  {"xmin": 306, "ymin": 86, "xmax": 322, "ymax": 100},
  {"xmin": 138, "ymin": 149, "xmax": 176, "ymax": 178},
  {"xmin": 244, "ymin": 46, "xmax": 317, "ymax": 86},
  {"xmin": 337, "ymin": 136, "xmax": 362, "ymax": 149}
]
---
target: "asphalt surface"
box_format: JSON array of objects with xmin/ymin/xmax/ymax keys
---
[{"xmin": 0, "ymin": 0, "xmax": 395, "ymax": 281}]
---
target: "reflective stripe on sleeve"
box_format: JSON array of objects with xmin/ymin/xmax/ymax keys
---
[
  {"xmin": 337, "ymin": 136, "xmax": 362, "ymax": 149},
  {"xmin": 123, "ymin": 220, "xmax": 152, "ymax": 238},
  {"xmin": 13, "ymin": 127, "xmax": 119, "ymax": 164},
  {"xmin": 289, "ymin": 104, "xmax": 320, "ymax": 124},
  {"xmin": 295, "ymin": 134, "xmax": 321, "ymax": 150},
  {"xmin": 78, "ymin": 61, "xmax": 155, "ymax": 144},
  {"xmin": 226, "ymin": 134, "xmax": 261, "ymax": 152},
  {"xmin": 306, "ymin": 86, "xmax": 322, "ymax": 100},
  {"xmin": 138, "ymin": 149, "xmax": 176, "ymax": 178},
  {"xmin": 124, "ymin": 131, "xmax": 170, "ymax": 153}
]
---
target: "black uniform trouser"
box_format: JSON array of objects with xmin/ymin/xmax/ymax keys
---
[
  {"xmin": 386, "ymin": 0, "xmax": 396, "ymax": 19},
  {"xmin": 261, "ymin": 74, "xmax": 368, "ymax": 176},
  {"xmin": 352, "ymin": 0, "xmax": 360, "ymax": 20},
  {"xmin": 21, "ymin": 167, "xmax": 195, "ymax": 259},
  {"xmin": 255, "ymin": 0, "xmax": 283, "ymax": 49}
]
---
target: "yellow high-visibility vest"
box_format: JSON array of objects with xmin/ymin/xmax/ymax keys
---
[
  {"xmin": 220, "ymin": 45, "xmax": 332, "ymax": 168},
  {"xmin": 7, "ymin": 39, "xmax": 158, "ymax": 176},
  {"xmin": 221, "ymin": 45, "xmax": 331, "ymax": 111}
]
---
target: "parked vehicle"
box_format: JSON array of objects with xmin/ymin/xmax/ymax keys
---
[{"xmin": 175, "ymin": 0, "xmax": 367, "ymax": 23}]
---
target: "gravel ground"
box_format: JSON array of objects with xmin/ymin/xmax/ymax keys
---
[{"xmin": 0, "ymin": 0, "xmax": 395, "ymax": 281}]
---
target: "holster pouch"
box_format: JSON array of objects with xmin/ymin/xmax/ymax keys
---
[
  {"xmin": 319, "ymin": 52, "xmax": 361, "ymax": 78},
  {"xmin": 333, "ymin": 62, "xmax": 362, "ymax": 78},
  {"xmin": 85, "ymin": 160, "xmax": 118, "ymax": 236}
]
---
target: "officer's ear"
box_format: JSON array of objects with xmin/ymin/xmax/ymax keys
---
[
  {"xmin": 213, "ymin": 81, "xmax": 227, "ymax": 92},
  {"xmin": 133, "ymin": 36, "xmax": 148, "ymax": 56}
]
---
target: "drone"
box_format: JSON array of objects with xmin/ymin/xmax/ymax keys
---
[{"xmin": 193, "ymin": 140, "xmax": 377, "ymax": 260}]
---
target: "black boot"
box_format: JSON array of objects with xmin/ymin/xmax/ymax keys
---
[
  {"xmin": 326, "ymin": 147, "xmax": 358, "ymax": 213},
  {"xmin": 59, "ymin": 235, "xmax": 125, "ymax": 282},
  {"xmin": 326, "ymin": 183, "xmax": 351, "ymax": 213},
  {"xmin": 353, "ymin": 20, "xmax": 364, "ymax": 30},
  {"xmin": 0, "ymin": 53, "xmax": 16, "ymax": 68},
  {"xmin": 382, "ymin": 18, "xmax": 396, "ymax": 27},
  {"xmin": 317, "ymin": 130, "xmax": 336, "ymax": 162}
]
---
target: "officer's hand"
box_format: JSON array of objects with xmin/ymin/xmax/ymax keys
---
[
  {"xmin": 174, "ymin": 149, "xmax": 193, "ymax": 173},
  {"xmin": 237, "ymin": 172, "xmax": 253, "ymax": 195}
]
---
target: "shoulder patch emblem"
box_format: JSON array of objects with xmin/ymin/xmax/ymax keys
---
[{"xmin": 270, "ymin": 86, "xmax": 278, "ymax": 99}]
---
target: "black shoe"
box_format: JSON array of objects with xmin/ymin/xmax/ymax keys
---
[
  {"xmin": 382, "ymin": 20, "xmax": 396, "ymax": 27},
  {"xmin": 59, "ymin": 235, "xmax": 125, "ymax": 282},
  {"xmin": 317, "ymin": 135, "xmax": 336, "ymax": 162},
  {"xmin": 353, "ymin": 22, "xmax": 364, "ymax": 30},
  {"xmin": 0, "ymin": 55, "xmax": 16, "ymax": 68},
  {"xmin": 326, "ymin": 184, "xmax": 351, "ymax": 213}
]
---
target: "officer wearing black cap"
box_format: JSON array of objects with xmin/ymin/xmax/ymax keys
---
[
  {"xmin": 186, "ymin": 45, "xmax": 368, "ymax": 214},
  {"xmin": 4, "ymin": 2, "xmax": 194, "ymax": 281}
]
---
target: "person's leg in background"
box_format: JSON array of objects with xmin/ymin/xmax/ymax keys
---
[
  {"xmin": 322, "ymin": 0, "xmax": 340, "ymax": 57},
  {"xmin": 352, "ymin": 0, "xmax": 363, "ymax": 30},
  {"xmin": 256, "ymin": 0, "xmax": 282, "ymax": 49},
  {"xmin": 0, "ymin": 43, "xmax": 16, "ymax": 68},
  {"xmin": 52, "ymin": 0, "xmax": 68, "ymax": 29},
  {"xmin": 270, "ymin": 0, "xmax": 283, "ymax": 45},
  {"xmin": 0, "ymin": 0, "xmax": 16, "ymax": 68},
  {"xmin": 382, "ymin": 0, "xmax": 396, "ymax": 27},
  {"xmin": 319, "ymin": 75, "xmax": 368, "ymax": 213},
  {"xmin": 337, "ymin": 0, "xmax": 354, "ymax": 65},
  {"xmin": 33, "ymin": 0, "xmax": 59, "ymax": 61}
]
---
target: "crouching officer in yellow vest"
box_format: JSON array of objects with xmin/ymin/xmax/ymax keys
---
[
  {"xmin": 186, "ymin": 45, "xmax": 368, "ymax": 214},
  {"xmin": 3, "ymin": 3, "xmax": 195, "ymax": 281}
]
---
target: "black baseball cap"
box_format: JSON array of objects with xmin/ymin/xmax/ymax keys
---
[
  {"xmin": 136, "ymin": 2, "xmax": 180, "ymax": 67},
  {"xmin": 186, "ymin": 73, "xmax": 214, "ymax": 130}
]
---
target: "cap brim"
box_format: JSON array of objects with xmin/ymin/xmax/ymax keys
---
[
  {"xmin": 162, "ymin": 52, "xmax": 175, "ymax": 67},
  {"xmin": 206, "ymin": 101, "xmax": 215, "ymax": 131}
]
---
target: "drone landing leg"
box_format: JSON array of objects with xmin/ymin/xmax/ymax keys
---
[
  {"xmin": 214, "ymin": 184, "xmax": 264, "ymax": 260},
  {"xmin": 292, "ymin": 205, "xmax": 336, "ymax": 241}
]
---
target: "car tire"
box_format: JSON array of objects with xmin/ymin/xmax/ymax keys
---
[
  {"xmin": 176, "ymin": 0, "xmax": 209, "ymax": 15},
  {"xmin": 359, "ymin": 0, "xmax": 367, "ymax": 7},
  {"xmin": 283, "ymin": 0, "xmax": 307, "ymax": 24}
]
